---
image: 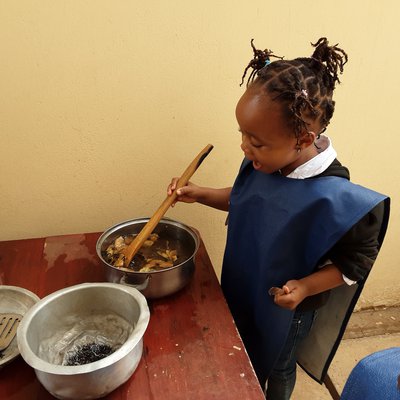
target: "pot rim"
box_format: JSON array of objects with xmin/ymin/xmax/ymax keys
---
[
  {"xmin": 96, "ymin": 217, "xmax": 200, "ymax": 274},
  {"xmin": 17, "ymin": 282, "xmax": 150, "ymax": 375}
]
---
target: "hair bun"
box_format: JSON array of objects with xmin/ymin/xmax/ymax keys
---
[
  {"xmin": 240, "ymin": 39, "xmax": 283, "ymax": 86},
  {"xmin": 311, "ymin": 37, "xmax": 348, "ymax": 89}
]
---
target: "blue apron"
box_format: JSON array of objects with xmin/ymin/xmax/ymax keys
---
[{"xmin": 221, "ymin": 159, "xmax": 389, "ymax": 385}]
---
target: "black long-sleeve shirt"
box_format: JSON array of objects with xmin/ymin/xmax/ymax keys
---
[{"xmin": 297, "ymin": 159, "xmax": 384, "ymax": 311}]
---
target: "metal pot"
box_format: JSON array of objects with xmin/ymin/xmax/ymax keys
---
[
  {"xmin": 17, "ymin": 283, "xmax": 150, "ymax": 400},
  {"xmin": 96, "ymin": 218, "xmax": 200, "ymax": 299}
]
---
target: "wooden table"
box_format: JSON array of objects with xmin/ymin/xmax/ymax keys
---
[{"xmin": 0, "ymin": 232, "xmax": 265, "ymax": 399}]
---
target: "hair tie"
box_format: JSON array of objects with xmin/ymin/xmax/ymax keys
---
[
  {"xmin": 264, "ymin": 59, "xmax": 271, "ymax": 67},
  {"xmin": 301, "ymin": 89, "xmax": 308, "ymax": 98}
]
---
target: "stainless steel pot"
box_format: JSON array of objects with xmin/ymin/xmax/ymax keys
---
[
  {"xmin": 17, "ymin": 283, "xmax": 150, "ymax": 400},
  {"xmin": 96, "ymin": 218, "xmax": 200, "ymax": 299}
]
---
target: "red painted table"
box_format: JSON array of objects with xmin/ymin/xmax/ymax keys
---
[{"xmin": 0, "ymin": 232, "xmax": 265, "ymax": 399}]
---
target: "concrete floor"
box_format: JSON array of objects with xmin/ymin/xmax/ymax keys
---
[{"xmin": 292, "ymin": 306, "xmax": 400, "ymax": 399}]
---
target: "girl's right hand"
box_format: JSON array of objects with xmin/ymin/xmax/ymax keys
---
[{"xmin": 167, "ymin": 177, "xmax": 200, "ymax": 206}]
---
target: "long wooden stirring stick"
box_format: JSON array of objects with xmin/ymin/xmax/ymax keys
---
[{"xmin": 122, "ymin": 144, "xmax": 214, "ymax": 268}]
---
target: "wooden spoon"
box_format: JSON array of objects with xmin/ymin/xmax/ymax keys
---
[{"xmin": 121, "ymin": 144, "xmax": 213, "ymax": 268}]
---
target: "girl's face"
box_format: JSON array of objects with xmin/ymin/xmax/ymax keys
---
[{"xmin": 236, "ymin": 86, "xmax": 317, "ymax": 176}]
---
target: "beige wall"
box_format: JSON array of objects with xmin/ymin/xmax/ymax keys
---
[{"xmin": 1, "ymin": 1, "xmax": 399, "ymax": 308}]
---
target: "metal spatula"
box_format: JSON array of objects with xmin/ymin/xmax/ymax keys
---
[{"xmin": 0, "ymin": 313, "xmax": 22, "ymax": 351}]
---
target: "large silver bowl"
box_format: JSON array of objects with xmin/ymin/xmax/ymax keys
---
[
  {"xmin": 17, "ymin": 283, "xmax": 150, "ymax": 400},
  {"xmin": 96, "ymin": 218, "xmax": 200, "ymax": 299}
]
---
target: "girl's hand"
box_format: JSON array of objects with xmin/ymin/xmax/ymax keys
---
[
  {"xmin": 168, "ymin": 180, "xmax": 231, "ymax": 211},
  {"xmin": 270, "ymin": 280, "xmax": 308, "ymax": 310},
  {"xmin": 167, "ymin": 177, "xmax": 200, "ymax": 206},
  {"xmin": 269, "ymin": 265, "xmax": 345, "ymax": 310}
]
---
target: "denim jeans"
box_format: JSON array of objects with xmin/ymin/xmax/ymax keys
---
[{"xmin": 265, "ymin": 309, "xmax": 316, "ymax": 400}]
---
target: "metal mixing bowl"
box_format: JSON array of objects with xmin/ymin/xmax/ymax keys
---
[
  {"xmin": 96, "ymin": 218, "xmax": 200, "ymax": 298},
  {"xmin": 17, "ymin": 283, "xmax": 150, "ymax": 400}
]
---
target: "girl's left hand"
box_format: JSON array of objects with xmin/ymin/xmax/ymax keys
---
[{"xmin": 270, "ymin": 280, "xmax": 308, "ymax": 310}]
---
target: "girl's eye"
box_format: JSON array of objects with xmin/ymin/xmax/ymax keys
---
[{"xmin": 238, "ymin": 128, "xmax": 264, "ymax": 148}]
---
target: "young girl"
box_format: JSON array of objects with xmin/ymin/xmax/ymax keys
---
[{"xmin": 167, "ymin": 38, "xmax": 390, "ymax": 399}]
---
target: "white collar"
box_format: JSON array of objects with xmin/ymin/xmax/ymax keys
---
[{"xmin": 286, "ymin": 135, "xmax": 337, "ymax": 179}]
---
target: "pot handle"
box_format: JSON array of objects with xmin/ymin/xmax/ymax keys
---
[{"xmin": 120, "ymin": 274, "xmax": 151, "ymax": 291}]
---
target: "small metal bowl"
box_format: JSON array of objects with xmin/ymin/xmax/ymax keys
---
[{"xmin": 0, "ymin": 285, "xmax": 40, "ymax": 367}]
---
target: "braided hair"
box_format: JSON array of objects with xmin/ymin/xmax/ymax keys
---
[{"xmin": 240, "ymin": 38, "xmax": 348, "ymax": 137}]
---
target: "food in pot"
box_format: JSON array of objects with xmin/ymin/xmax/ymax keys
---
[{"xmin": 104, "ymin": 233, "xmax": 179, "ymax": 272}]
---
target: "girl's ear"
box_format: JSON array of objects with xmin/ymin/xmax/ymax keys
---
[{"xmin": 298, "ymin": 131, "xmax": 316, "ymax": 149}]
